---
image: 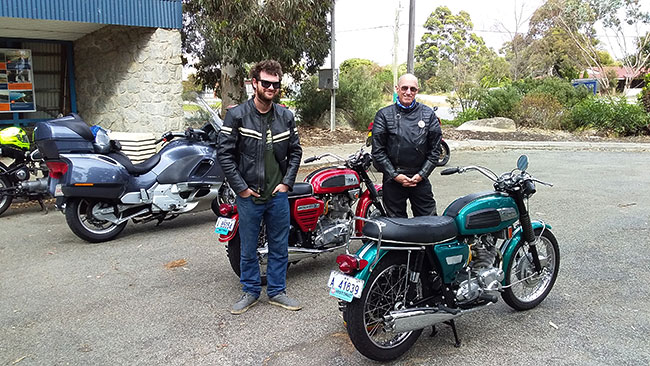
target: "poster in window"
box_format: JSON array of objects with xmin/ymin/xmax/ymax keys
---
[{"xmin": 0, "ymin": 49, "xmax": 36, "ymax": 112}]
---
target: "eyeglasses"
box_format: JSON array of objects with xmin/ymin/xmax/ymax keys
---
[
  {"xmin": 400, "ymin": 86, "xmax": 418, "ymax": 93},
  {"xmin": 258, "ymin": 79, "xmax": 281, "ymax": 89}
]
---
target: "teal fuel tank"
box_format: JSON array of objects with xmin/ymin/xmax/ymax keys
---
[{"xmin": 443, "ymin": 191, "xmax": 519, "ymax": 236}]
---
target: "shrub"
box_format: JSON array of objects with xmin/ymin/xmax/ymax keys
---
[
  {"xmin": 479, "ymin": 86, "xmax": 522, "ymax": 119},
  {"xmin": 639, "ymin": 73, "xmax": 650, "ymax": 113},
  {"xmin": 453, "ymin": 108, "xmax": 481, "ymax": 124},
  {"xmin": 568, "ymin": 97, "xmax": 650, "ymax": 135},
  {"xmin": 512, "ymin": 77, "xmax": 591, "ymax": 108},
  {"xmin": 294, "ymin": 62, "xmax": 384, "ymax": 130},
  {"xmin": 512, "ymin": 93, "xmax": 566, "ymax": 129}
]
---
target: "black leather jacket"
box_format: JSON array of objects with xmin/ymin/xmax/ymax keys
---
[
  {"xmin": 217, "ymin": 98, "xmax": 302, "ymax": 194},
  {"xmin": 371, "ymin": 102, "xmax": 442, "ymax": 179}
]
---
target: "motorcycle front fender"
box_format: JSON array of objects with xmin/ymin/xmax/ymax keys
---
[
  {"xmin": 218, "ymin": 212, "xmax": 239, "ymax": 242},
  {"xmin": 500, "ymin": 220, "xmax": 553, "ymax": 285}
]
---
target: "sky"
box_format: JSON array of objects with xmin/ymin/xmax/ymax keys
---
[{"xmin": 326, "ymin": 0, "xmax": 546, "ymax": 68}]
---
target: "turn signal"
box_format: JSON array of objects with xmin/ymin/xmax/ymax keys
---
[
  {"xmin": 336, "ymin": 254, "xmax": 369, "ymax": 274},
  {"xmin": 46, "ymin": 161, "xmax": 68, "ymax": 179}
]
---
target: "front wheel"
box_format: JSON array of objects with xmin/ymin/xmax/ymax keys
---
[
  {"xmin": 502, "ymin": 228, "xmax": 560, "ymax": 310},
  {"xmin": 437, "ymin": 140, "xmax": 450, "ymax": 166},
  {"xmin": 65, "ymin": 198, "xmax": 127, "ymax": 243},
  {"xmin": 344, "ymin": 252, "xmax": 423, "ymax": 361}
]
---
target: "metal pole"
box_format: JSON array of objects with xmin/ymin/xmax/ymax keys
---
[
  {"xmin": 393, "ymin": 0, "xmax": 401, "ymax": 102},
  {"xmin": 330, "ymin": 0, "xmax": 336, "ymax": 132},
  {"xmin": 407, "ymin": 0, "xmax": 415, "ymax": 74}
]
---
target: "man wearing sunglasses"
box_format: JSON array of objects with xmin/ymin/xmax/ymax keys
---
[
  {"xmin": 371, "ymin": 73, "xmax": 442, "ymax": 218},
  {"xmin": 217, "ymin": 60, "xmax": 303, "ymax": 314}
]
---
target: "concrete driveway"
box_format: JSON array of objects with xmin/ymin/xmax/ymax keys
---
[{"xmin": 1, "ymin": 145, "xmax": 649, "ymax": 365}]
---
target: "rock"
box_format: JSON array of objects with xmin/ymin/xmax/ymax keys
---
[{"xmin": 457, "ymin": 117, "xmax": 516, "ymax": 133}]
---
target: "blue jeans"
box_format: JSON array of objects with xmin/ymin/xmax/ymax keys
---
[{"xmin": 236, "ymin": 192, "xmax": 290, "ymax": 298}]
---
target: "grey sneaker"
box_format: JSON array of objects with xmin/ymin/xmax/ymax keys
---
[
  {"xmin": 268, "ymin": 292, "xmax": 302, "ymax": 311},
  {"xmin": 231, "ymin": 292, "xmax": 259, "ymax": 315}
]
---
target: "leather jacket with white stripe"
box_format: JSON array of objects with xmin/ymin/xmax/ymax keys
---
[
  {"xmin": 372, "ymin": 102, "xmax": 442, "ymax": 180},
  {"xmin": 217, "ymin": 98, "xmax": 302, "ymax": 195}
]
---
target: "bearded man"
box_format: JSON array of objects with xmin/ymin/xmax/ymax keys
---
[{"xmin": 217, "ymin": 60, "xmax": 303, "ymax": 314}]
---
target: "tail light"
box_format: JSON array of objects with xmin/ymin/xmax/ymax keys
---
[
  {"xmin": 219, "ymin": 203, "xmax": 236, "ymax": 216},
  {"xmin": 46, "ymin": 161, "xmax": 68, "ymax": 179},
  {"xmin": 336, "ymin": 254, "xmax": 368, "ymax": 274}
]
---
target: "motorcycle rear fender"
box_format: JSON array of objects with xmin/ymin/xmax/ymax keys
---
[
  {"xmin": 354, "ymin": 184, "xmax": 382, "ymax": 235},
  {"xmin": 350, "ymin": 240, "xmax": 389, "ymax": 282},
  {"xmin": 218, "ymin": 212, "xmax": 239, "ymax": 242},
  {"xmin": 500, "ymin": 220, "xmax": 553, "ymax": 285}
]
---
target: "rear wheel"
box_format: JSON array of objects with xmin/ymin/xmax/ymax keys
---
[
  {"xmin": 502, "ymin": 228, "xmax": 560, "ymax": 310},
  {"xmin": 226, "ymin": 223, "xmax": 272, "ymax": 286},
  {"xmin": 0, "ymin": 174, "xmax": 12, "ymax": 217},
  {"xmin": 65, "ymin": 197, "xmax": 127, "ymax": 243},
  {"xmin": 344, "ymin": 252, "xmax": 423, "ymax": 361}
]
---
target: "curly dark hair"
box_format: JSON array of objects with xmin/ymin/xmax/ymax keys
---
[{"xmin": 249, "ymin": 60, "xmax": 283, "ymax": 81}]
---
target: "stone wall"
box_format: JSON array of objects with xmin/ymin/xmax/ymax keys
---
[{"xmin": 74, "ymin": 26, "xmax": 184, "ymax": 134}]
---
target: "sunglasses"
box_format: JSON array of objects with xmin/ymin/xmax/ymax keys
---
[
  {"xmin": 258, "ymin": 79, "xmax": 281, "ymax": 89},
  {"xmin": 400, "ymin": 86, "xmax": 418, "ymax": 93}
]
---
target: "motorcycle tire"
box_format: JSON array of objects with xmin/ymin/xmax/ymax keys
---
[
  {"xmin": 437, "ymin": 140, "xmax": 450, "ymax": 166},
  {"xmin": 65, "ymin": 197, "xmax": 128, "ymax": 243},
  {"xmin": 344, "ymin": 252, "xmax": 423, "ymax": 361},
  {"xmin": 0, "ymin": 170, "xmax": 12, "ymax": 217},
  {"xmin": 502, "ymin": 228, "xmax": 560, "ymax": 311}
]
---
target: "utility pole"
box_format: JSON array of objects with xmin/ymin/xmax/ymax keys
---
[
  {"xmin": 406, "ymin": 0, "xmax": 415, "ymax": 73},
  {"xmin": 392, "ymin": 0, "xmax": 401, "ymax": 102},
  {"xmin": 330, "ymin": 0, "xmax": 336, "ymax": 132}
]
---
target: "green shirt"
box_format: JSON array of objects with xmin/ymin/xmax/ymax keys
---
[{"xmin": 252, "ymin": 111, "xmax": 283, "ymax": 204}]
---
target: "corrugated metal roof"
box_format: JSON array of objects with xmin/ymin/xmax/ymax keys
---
[{"xmin": 0, "ymin": 0, "xmax": 182, "ymax": 29}]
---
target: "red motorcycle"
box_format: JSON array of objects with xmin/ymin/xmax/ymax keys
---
[{"xmin": 215, "ymin": 148, "xmax": 385, "ymax": 283}]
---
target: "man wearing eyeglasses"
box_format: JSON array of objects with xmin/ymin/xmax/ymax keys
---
[
  {"xmin": 371, "ymin": 73, "xmax": 442, "ymax": 218},
  {"xmin": 217, "ymin": 60, "xmax": 303, "ymax": 314}
]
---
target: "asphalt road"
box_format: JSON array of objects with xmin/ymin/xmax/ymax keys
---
[{"xmin": 1, "ymin": 148, "xmax": 649, "ymax": 365}]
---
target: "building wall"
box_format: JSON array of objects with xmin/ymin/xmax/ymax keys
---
[{"xmin": 74, "ymin": 26, "xmax": 183, "ymax": 134}]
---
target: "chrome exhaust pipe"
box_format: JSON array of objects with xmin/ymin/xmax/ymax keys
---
[
  {"xmin": 258, "ymin": 244, "xmax": 348, "ymax": 264},
  {"xmin": 384, "ymin": 304, "xmax": 492, "ymax": 333}
]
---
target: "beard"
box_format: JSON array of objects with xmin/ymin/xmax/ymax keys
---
[{"xmin": 255, "ymin": 86, "xmax": 276, "ymax": 103}]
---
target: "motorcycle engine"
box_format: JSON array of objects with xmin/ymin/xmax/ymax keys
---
[
  {"xmin": 455, "ymin": 234, "xmax": 504, "ymax": 304},
  {"xmin": 313, "ymin": 192, "xmax": 357, "ymax": 248}
]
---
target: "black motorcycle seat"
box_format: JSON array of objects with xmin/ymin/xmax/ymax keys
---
[
  {"xmin": 108, "ymin": 152, "xmax": 161, "ymax": 176},
  {"xmin": 362, "ymin": 215, "xmax": 458, "ymax": 244},
  {"xmin": 288, "ymin": 182, "xmax": 313, "ymax": 197}
]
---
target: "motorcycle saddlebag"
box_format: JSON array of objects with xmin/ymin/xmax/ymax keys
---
[{"xmin": 33, "ymin": 113, "xmax": 95, "ymax": 159}]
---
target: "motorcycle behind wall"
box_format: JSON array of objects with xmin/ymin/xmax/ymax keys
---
[
  {"xmin": 327, "ymin": 155, "xmax": 559, "ymax": 361},
  {"xmin": 33, "ymin": 113, "xmax": 227, "ymax": 243},
  {"xmin": 215, "ymin": 148, "xmax": 385, "ymax": 284},
  {"xmin": 0, "ymin": 126, "xmax": 50, "ymax": 216}
]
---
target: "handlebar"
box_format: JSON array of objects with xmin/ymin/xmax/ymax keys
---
[
  {"xmin": 303, "ymin": 152, "xmax": 347, "ymax": 164},
  {"xmin": 440, "ymin": 167, "xmax": 459, "ymax": 175},
  {"xmin": 154, "ymin": 128, "xmax": 207, "ymax": 144}
]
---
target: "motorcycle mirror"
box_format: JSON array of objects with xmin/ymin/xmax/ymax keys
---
[{"xmin": 517, "ymin": 155, "xmax": 529, "ymax": 172}]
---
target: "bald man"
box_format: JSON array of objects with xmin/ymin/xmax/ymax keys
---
[{"xmin": 371, "ymin": 74, "xmax": 442, "ymax": 217}]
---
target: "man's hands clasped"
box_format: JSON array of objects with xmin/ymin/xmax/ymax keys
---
[{"xmin": 394, "ymin": 173, "xmax": 423, "ymax": 188}]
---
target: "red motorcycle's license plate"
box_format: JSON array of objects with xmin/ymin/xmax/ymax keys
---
[{"xmin": 215, "ymin": 217, "xmax": 236, "ymax": 235}]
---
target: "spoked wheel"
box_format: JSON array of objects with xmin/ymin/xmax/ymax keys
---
[
  {"xmin": 437, "ymin": 140, "xmax": 450, "ymax": 166},
  {"xmin": 345, "ymin": 253, "xmax": 423, "ymax": 361},
  {"xmin": 0, "ymin": 174, "xmax": 12, "ymax": 217},
  {"xmin": 226, "ymin": 222, "xmax": 271, "ymax": 286},
  {"xmin": 502, "ymin": 228, "xmax": 560, "ymax": 310},
  {"xmin": 65, "ymin": 197, "xmax": 127, "ymax": 243}
]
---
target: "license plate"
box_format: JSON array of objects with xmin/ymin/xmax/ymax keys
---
[
  {"xmin": 215, "ymin": 217, "xmax": 236, "ymax": 235},
  {"xmin": 54, "ymin": 184, "xmax": 63, "ymax": 197},
  {"xmin": 328, "ymin": 270, "xmax": 364, "ymax": 302}
]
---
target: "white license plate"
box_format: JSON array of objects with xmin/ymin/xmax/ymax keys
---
[
  {"xmin": 328, "ymin": 270, "xmax": 364, "ymax": 302},
  {"xmin": 214, "ymin": 217, "xmax": 236, "ymax": 235},
  {"xmin": 54, "ymin": 184, "xmax": 63, "ymax": 197}
]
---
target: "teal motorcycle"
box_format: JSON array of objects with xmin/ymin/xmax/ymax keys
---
[{"xmin": 328, "ymin": 155, "xmax": 559, "ymax": 361}]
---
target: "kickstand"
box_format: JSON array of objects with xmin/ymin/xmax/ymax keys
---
[
  {"xmin": 38, "ymin": 198, "xmax": 48, "ymax": 214},
  {"xmin": 429, "ymin": 324, "xmax": 437, "ymax": 337},
  {"xmin": 444, "ymin": 320, "xmax": 462, "ymax": 348}
]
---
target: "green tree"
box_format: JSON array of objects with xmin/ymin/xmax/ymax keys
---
[{"xmin": 182, "ymin": 0, "xmax": 331, "ymax": 114}]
